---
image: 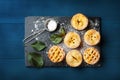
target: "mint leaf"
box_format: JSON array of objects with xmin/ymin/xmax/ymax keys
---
[
  {"xmin": 31, "ymin": 41, "xmax": 46, "ymax": 51},
  {"xmin": 50, "ymin": 34, "xmax": 63, "ymax": 44},
  {"xmin": 28, "ymin": 52, "xmax": 44, "ymax": 68},
  {"xmin": 50, "ymin": 34, "xmax": 60, "ymax": 40},
  {"xmin": 52, "ymin": 37, "xmax": 62, "ymax": 44},
  {"xmin": 59, "ymin": 27, "xmax": 66, "ymax": 36},
  {"xmin": 50, "ymin": 27, "xmax": 66, "ymax": 44}
]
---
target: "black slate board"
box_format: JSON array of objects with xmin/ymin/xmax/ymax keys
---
[{"xmin": 24, "ymin": 16, "xmax": 101, "ymax": 67}]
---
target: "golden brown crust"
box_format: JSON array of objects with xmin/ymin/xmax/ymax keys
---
[
  {"xmin": 84, "ymin": 29, "xmax": 101, "ymax": 46},
  {"xmin": 83, "ymin": 47, "xmax": 100, "ymax": 65},
  {"xmin": 71, "ymin": 13, "xmax": 88, "ymax": 30},
  {"xmin": 66, "ymin": 50, "xmax": 82, "ymax": 67},
  {"xmin": 64, "ymin": 32, "xmax": 81, "ymax": 48},
  {"xmin": 48, "ymin": 45, "xmax": 65, "ymax": 63}
]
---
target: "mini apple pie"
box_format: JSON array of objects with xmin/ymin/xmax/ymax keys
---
[
  {"xmin": 64, "ymin": 32, "xmax": 81, "ymax": 48},
  {"xmin": 84, "ymin": 29, "xmax": 101, "ymax": 46},
  {"xmin": 71, "ymin": 13, "xmax": 88, "ymax": 30},
  {"xmin": 83, "ymin": 47, "xmax": 100, "ymax": 65},
  {"xmin": 48, "ymin": 45, "xmax": 65, "ymax": 63},
  {"xmin": 66, "ymin": 50, "xmax": 82, "ymax": 67}
]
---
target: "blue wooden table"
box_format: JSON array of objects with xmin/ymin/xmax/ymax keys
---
[{"xmin": 0, "ymin": 0, "xmax": 120, "ymax": 80}]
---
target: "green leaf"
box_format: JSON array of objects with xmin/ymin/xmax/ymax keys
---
[
  {"xmin": 59, "ymin": 27, "xmax": 66, "ymax": 36},
  {"xmin": 28, "ymin": 52, "xmax": 44, "ymax": 68},
  {"xmin": 50, "ymin": 27, "xmax": 66, "ymax": 44},
  {"xmin": 50, "ymin": 34, "xmax": 60, "ymax": 40},
  {"xmin": 31, "ymin": 41, "xmax": 46, "ymax": 51},
  {"xmin": 50, "ymin": 34, "xmax": 63, "ymax": 44},
  {"xmin": 52, "ymin": 37, "xmax": 62, "ymax": 44}
]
